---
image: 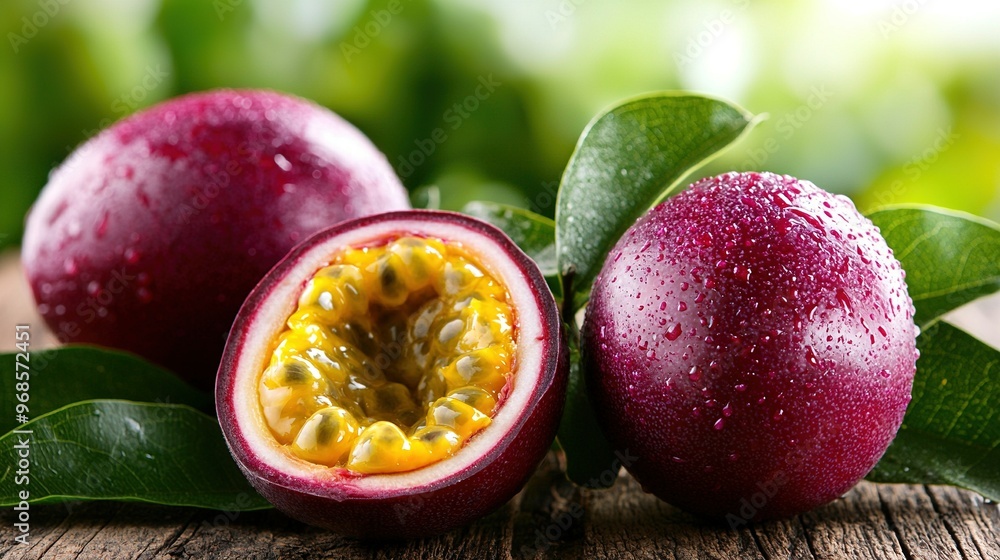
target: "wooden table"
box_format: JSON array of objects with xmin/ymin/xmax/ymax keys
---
[{"xmin": 2, "ymin": 251, "xmax": 999, "ymax": 559}]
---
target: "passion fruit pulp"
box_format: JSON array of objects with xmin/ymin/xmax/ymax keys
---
[
  {"xmin": 583, "ymin": 172, "xmax": 918, "ymax": 522},
  {"xmin": 217, "ymin": 210, "xmax": 567, "ymax": 538},
  {"xmin": 22, "ymin": 89, "xmax": 409, "ymax": 387}
]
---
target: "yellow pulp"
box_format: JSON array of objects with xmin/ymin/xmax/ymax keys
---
[{"xmin": 258, "ymin": 236, "xmax": 516, "ymax": 474}]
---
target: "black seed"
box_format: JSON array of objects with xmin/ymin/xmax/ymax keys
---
[
  {"xmin": 315, "ymin": 413, "xmax": 336, "ymax": 445},
  {"xmin": 283, "ymin": 362, "xmax": 309, "ymax": 384},
  {"xmin": 380, "ymin": 262, "xmax": 405, "ymax": 299}
]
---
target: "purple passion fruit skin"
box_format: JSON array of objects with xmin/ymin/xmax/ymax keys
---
[
  {"xmin": 217, "ymin": 210, "xmax": 567, "ymax": 538},
  {"xmin": 22, "ymin": 89, "xmax": 409, "ymax": 388},
  {"xmin": 583, "ymin": 172, "xmax": 917, "ymax": 522}
]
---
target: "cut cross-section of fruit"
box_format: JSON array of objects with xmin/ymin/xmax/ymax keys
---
[
  {"xmin": 217, "ymin": 210, "xmax": 567, "ymax": 538},
  {"xmin": 259, "ymin": 236, "xmax": 515, "ymax": 474}
]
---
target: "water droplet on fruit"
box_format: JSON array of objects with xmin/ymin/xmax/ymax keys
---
[
  {"xmin": 95, "ymin": 212, "xmax": 110, "ymax": 238},
  {"xmin": 722, "ymin": 403, "xmax": 733, "ymax": 417},
  {"xmin": 688, "ymin": 366, "xmax": 702, "ymax": 382},
  {"xmin": 124, "ymin": 247, "xmax": 141, "ymax": 264},
  {"xmin": 677, "ymin": 301, "xmax": 687, "ymax": 312},
  {"xmin": 274, "ymin": 153, "xmax": 292, "ymax": 171},
  {"xmin": 734, "ymin": 265, "xmax": 751, "ymax": 282},
  {"xmin": 728, "ymin": 452, "xmax": 740, "ymax": 462},
  {"xmin": 735, "ymin": 383, "xmax": 747, "ymax": 392},
  {"xmin": 671, "ymin": 456, "xmax": 686, "ymax": 464},
  {"xmin": 835, "ymin": 288, "xmax": 853, "ymax": 315},
  {"xmin": 713, "ymin": 418, "xmax": 725, "ymax": 430},
  {"xmin": 63, "ymin": 258, "xmax": 79, "ymax": 276},
  {"xmin": 805, "ymin": 346, "xmax": 819, "ymax": 367},
  {"xmin": 665, "ymin": 323, "xmax": 683, "ymax": 341},
  {"xmin": 773, "ymin": 217, "xmax": 792, "ymax": 235},
  {"xmin": 878, "ymin": 369, "xmax": 890, "ymax": 378}
]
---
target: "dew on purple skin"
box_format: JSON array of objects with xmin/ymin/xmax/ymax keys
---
[
  {"xmin": 95, "ymin": 212, "xmax": 110, "ymax": 238},
  {"xmin": 713, "ymin": 418, "xmax": 725, "ymax": 430},
  {"xmin": 665, "ymin": 323, "xmax": 683, "ymax": 341},
  {"xmin": 124, "ymin": 247, "xmax": 141, "ymax": 265}
]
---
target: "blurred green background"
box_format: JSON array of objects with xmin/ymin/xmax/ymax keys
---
[{"xmin": 2, "ymin": 0, "xmax": 999, "ymax": 250}]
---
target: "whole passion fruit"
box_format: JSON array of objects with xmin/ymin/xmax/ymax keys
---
[
  {"xmin": 22, "ymin": 89, "xmax": 409, "ymax": 387},
  {"xmin": 583, "ymin": 172, "xmax": 917, "ymax": 523},
  {"xmin": 217, "ymin": 210, "xmax": 567, "ymax": 538}
]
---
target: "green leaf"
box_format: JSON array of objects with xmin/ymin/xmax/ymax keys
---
[
  {"xmin": 0, "ymin": 400, "xmax": 271, "ymax": 510},
  {"xmin": 463, "ymin": 201, "xmax": 557, "ymax": 276},
  {"xmin": 868, "ymin": 206, "xmax": 1000, "ymax": 328},
  {"xmin": 867, "ymin": 322, "xmax": 1000, "ymax": 501},
  {"xmin": 1, "ymin": 345, "xmax": 211, "ymax": 434},
  {"xmin": 555, "ymin": 93, "xmax": 757, "ymax": 303}
]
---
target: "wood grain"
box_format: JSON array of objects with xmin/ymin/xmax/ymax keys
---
[{"xmin": 2, "ymin": 251, "xmax": 999, "ymax": 560}]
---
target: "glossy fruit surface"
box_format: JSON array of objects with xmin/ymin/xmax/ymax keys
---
[
  {"xmin": 217, "ymin": 210, "xmax": 567, "ymax": 538},
  {"xmin": 22, "ymin": 89, "xmax": 409, "ymax": 387},
  {"xmin": 583, "ymin": 172, "xmax": 917, "ymax": 522}
]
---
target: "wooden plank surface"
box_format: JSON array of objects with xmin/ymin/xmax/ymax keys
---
[{"xmin": 2, "ymin": 250, "xmax": 999, "ymax": 560}]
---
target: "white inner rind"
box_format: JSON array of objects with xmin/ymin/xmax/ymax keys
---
[{"xmin": 228, "ymin": 217, "xmax": 547, "ymax": 495}]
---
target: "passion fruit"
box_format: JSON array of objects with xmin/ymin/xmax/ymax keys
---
[
  {"xmin": 217, "ymin": 210, "xmax": 567, "ymax": 538},
  {"xmin": 583, "ymin": 172, "xmax": 918, "ymax": 522},
  {"xmin": 22, "ymin": 89, "xmax": 409, "ymax": 387}
]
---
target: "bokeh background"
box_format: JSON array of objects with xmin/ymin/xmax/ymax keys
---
[{"xmin": 3, "ymin": 0, "xmax": 1000, "ymax": 251}]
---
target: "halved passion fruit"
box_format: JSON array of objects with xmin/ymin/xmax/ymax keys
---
[{"xmin": 217, "ymin": 210, "xmax": 567, "ymax": 538}]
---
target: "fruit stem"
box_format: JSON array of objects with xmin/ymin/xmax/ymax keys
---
[{"xmin": 560, "ymin": 268, "xmax": 578, "ymax": 334}]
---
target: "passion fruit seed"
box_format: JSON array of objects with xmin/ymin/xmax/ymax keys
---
[{"xmin": 259, "ymin": 236, "xmax": 515, "ymax": 474}]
